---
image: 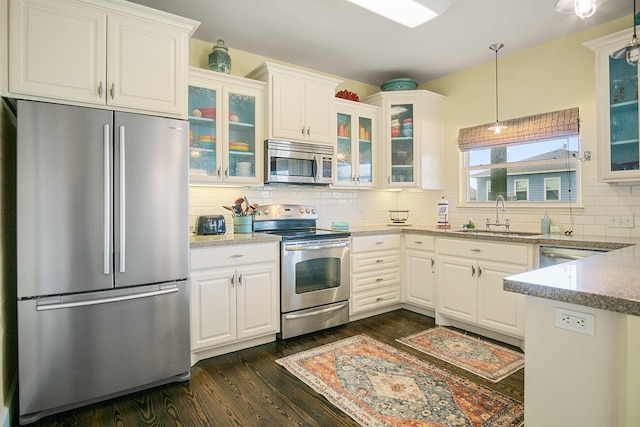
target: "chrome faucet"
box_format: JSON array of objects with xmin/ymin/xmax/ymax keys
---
[
  {"xmin": 495, "ymin": 194, "xmax": 505, "ymax": 224},
  {"xmin": 485, "ymin": 195, "xmax": 510, "ymax": 231}
]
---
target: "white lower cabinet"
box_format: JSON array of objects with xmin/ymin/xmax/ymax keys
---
[
  {"xmin": 436, "ymin": 238, "xmax": 530, "ymax": 339},
  {"xmin": 403, "ymin": 234, "xmax": 436, "ymax": 309},
  {"xmin": 351, "ymin": 234, "xmax": 402, "ymax": 316},
  {"xmin": 189, "ymin": 242, "xmax": 279, "ymax": 362}
]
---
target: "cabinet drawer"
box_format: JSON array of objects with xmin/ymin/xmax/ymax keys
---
[
  {"xmin": 352, "ymin": 250, "xmax": 400, "ymax": 273},
  {"xmin": 350, "ymin": 286, "xmax": 401, "ymax": 314},
  {"xmin": 352, "ymin": 269, "xmax": 401, "ymax": 293},
  {"xmin": 404, "ymin": 234, "xmax": 436, "ymax": 251},
  {"xmin": 437, "ymin": 238, "xmax": 529, "ymax": 265},
  {"xmin": 352, "ymin": 234, "xmax": 401, "ymax": 253},
  {"xmin": 191, "ymin": 242, "xmax": 278, "ymax": 270}
]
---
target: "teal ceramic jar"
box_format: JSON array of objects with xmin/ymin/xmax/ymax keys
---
[{"xmin": 209, "ymin": 40, "xmax": 231, "ymax": 74}]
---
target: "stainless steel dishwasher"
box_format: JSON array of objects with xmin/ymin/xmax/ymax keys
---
[{"xmin": 539, "ymin": 245, "xmax": 610, "ymax": 268}]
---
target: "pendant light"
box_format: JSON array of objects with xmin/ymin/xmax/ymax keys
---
[
  {"xmin": 574, "ymin": 0, "xmax": 597, "ymax": 18},
  {"xmin": 487, "ymin": 43, "xmax": 507, "ymax": 135},
  {"xmin": 555, "ymin": 0, "xmax": 604, "ymax": 19},
  {"xmin": 611, "ymin": 0, "xmax": 640, "ymax": 66}
]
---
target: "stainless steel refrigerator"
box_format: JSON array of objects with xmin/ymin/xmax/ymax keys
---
[{"xmin": 16, "ymin": 100, "xmax": 190, "ymax": 424}]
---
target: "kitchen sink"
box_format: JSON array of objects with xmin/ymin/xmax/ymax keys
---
[{"xmin": 452, "ymin": 229, "xmax": 542, "ymax": 237}]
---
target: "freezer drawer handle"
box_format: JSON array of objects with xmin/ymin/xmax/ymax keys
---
[
  {"xmin": 283, "ymin": 302, "xmax": 348, "ymax": 320},
  {"xmin": 36, "ymin": 287, "xmax": 179, "ymax": 311}
]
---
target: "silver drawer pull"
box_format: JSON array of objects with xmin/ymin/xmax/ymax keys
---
[
  {"xmin": 231, "ymin": 254, "xmax": 244, "ymax": 258},
  {"xmin": 375, "ymin": 259, "xmax": 384, "ymax": 263},
  {"xmin": 375, "ymin": 241, "xmax": 384, "ymax": 245},
  {"xmin": 470, "ymin": 248, "xmax": 482, "ymax": 252},
  {"xmin": 376, "ymin": 278, "xmax": 384, "ymax": 282},
  {"xmin": 376, "ymin": 297, "xmax": 384, "ymax": 302}
]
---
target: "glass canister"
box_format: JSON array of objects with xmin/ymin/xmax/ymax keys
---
[{"xmin": 209, "ymin": 40, "xmax": 231, "ymax": 74}]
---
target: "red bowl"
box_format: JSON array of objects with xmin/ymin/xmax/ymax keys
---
[{"xmin": 199, "ymin": 107, "xmax": 216, "ymax": 119}]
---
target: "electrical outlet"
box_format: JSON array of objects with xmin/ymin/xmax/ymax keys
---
[
  {"xmin": 609, "ymin": 214, "xmax": 634, "ymax": 228},
  {"xmin": 555, "ymin": 307, "xmax": 595, "ymax": 336}
]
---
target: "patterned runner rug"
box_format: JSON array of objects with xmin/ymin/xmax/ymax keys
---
[
  {"xmin": 397, "ymin": 327, "xmax": 524, "ymax": 383},
  {"xmin": 276, "ymin": 334, "xmax": 524, "ymax": 427}
]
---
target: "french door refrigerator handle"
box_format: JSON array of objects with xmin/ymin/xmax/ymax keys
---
[
  {"xmin": 119, "ymin": 125, "xmax": 126, "ymax": 273},
  {"xmin": 103, "ymin": 124, "xmax": 111, "ymax": 275},
  {"xmin": 36, "ymin": 287, "xmax": 179, "ymax": 311}
]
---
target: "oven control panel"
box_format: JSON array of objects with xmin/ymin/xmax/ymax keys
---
[{"xmin": 255, "ymin": 204, "xmax": 318, "ymax": 221}]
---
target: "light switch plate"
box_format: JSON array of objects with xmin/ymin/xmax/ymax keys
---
[{"xmin": 609, "ymin": 214, "xmax": 634, "ymax": 228}]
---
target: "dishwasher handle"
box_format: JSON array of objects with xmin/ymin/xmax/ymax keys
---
[{"xmin": 540, "ymin": 251, "xmax": 585, "ymax": 261}]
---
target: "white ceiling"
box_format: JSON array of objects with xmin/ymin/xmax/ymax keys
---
[{"xmin": 129, "ymin": 0, "xmax": 632, "ymax": 86}]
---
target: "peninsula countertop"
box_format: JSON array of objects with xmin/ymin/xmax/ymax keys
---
[{"xmin": 504, "ymin": 244, "xmax": 640, "ymax": 316}]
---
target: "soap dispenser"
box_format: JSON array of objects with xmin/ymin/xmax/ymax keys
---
[{"xmin": 541, "ymin": 212, "xmax": 551, "ymax": 235}]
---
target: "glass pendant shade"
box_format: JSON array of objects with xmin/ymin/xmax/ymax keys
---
[
  {"xmin": 627, "ymin": 38, "xmax": 640, "ymax": 66},
  {"xmin": 574, "ymin": 0, "xmax": 597, "ymax": 18},
  {"xmin": 488, "ymin": 122, "xmax": 508, "ymax": 135}
]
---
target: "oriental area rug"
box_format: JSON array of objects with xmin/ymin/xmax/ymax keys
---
[
  {"xmin": 276, "ymin": 334, "xmax": 524, "ymax": 427},
  {"xmin": 397, "ymin": 327, "xmax": 524, "ymax": 383}
]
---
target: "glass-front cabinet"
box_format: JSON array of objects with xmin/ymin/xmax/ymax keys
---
[
  {"xmin": 586, "ymin": 29, "xmax": 640, "ymax": 182},
  {"xmin": 363, "ymin": 90, "xmax": 444, "ymax": 189},
  {"xmin": 335, "ymin": 99, "xmax": 377, "ymax": 188},
  {"xmin": 188, "ymin": 68, "xmax": 265, "ymax": 185}
]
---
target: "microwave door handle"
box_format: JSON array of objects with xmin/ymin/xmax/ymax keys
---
[{"xmin": 313, "ymin": 155, "xmax": 320, "ymax": 182}]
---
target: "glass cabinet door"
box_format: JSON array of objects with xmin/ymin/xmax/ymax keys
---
[
  {"xmin": 609, "ymin": 56, "xmax": 639, "ymax": 171},
  {"xmin": 358, "ymin": 116, "xmax": 373, "ymax": 184},
  {"xmin": 336, "ymin": 113, "xmax": 353, "ymax": 184},
  {"xmin": 390, "ymin": 103, "xmax": 414, "ymax": 184},
  {"xmin": 226, "ymin": 90, "xmax": 257, "ymax": 180},
  {"xmin": 188, "ymin": 85, "xmax": 221, "ymax": 180}
]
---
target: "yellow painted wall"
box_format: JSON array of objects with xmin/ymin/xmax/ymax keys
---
[
  {"xmin": 188, "ymin": 38, "xmax": 380, "ymax": 99},
  {"xmin": 421, "ymin": 17, "xmax": 630, "ymax": 197}
]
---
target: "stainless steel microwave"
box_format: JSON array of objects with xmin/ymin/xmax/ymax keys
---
[{"xmin": 265, "ymin": 140, "xmax": 334, "ymax": 185}]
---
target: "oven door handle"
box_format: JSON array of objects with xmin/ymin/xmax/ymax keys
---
[
  {"xmin": 283, "ymin": 302, "xmax": 348, "ymax": 320},
  {"xmin": 284, "ymin": 242, "xmax": 349, "ymax": 251}
]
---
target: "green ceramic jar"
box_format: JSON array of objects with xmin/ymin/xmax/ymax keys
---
[{"xmin": 209, "ymin": 40, "xmax": 231, "ymax": 74}]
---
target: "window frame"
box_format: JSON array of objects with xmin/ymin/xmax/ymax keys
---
[
  {"xmin": 458, "ymin": 138, "xmax": 582, "ymax": 209},
  {"xmin": 514, "ymin": 179, "xmax": 529, "ymax": 201},
  {"xmin": 544, "ymin": 177, "xmax": 561, "ymax": 201}
]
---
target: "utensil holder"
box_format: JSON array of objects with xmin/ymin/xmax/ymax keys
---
[{"xmin": 233, "ymin": 216, "xmax": 253, "ymax": 234}]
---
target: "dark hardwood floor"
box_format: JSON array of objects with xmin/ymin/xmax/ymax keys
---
[{"xmin": 25, "ymin": 309, "xmax": 524, "ymax": 426}]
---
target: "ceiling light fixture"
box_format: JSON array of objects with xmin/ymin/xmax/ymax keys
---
[
  {"xmin": 555, "ymin": 0, "xmax": 604, "ymax": 19},
  {"xmin": 611, "ymin": 0, "xmax": 640, "ymax": 66},
  {"xmin": 487, "ymin": 43, "xmax": 507, "ymax": 135},
  {"xmin": 345, "ymin": 0, "xmax": 451, "ymax": 28}
]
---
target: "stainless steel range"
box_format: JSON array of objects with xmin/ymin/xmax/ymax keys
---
[{"xmin": 254, "ymin": 204, "xmax": 350, "ymax": 339}]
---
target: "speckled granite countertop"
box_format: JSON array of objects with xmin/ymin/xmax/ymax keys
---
[
  {"xmin": 505, "ymin": 245, "xmax": 640, "ymax": 316},
  {"xmin": 190, "ymin": 232, "xmax": 281, "ymax": 248},
  {"xmin": 189, "ymin": 225, "xmax": 640, "ymax": 316}
]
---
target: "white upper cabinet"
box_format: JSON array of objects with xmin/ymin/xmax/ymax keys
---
[
  {"xmin": 334, "ymin": 99, "xmax": 378, "ymax": 188},
  {"xmin": 6, "ymin": 0, "xmax": 199, "ymax": 118},
  {"xmin": 364, "ymin": 90, "xmax": 445, "ymax": 189},
  {"xmin": 247, "ymin": 62, "xmax": 342, "ymax": 145},
  {"xmin": 586, "ymin": 29, "xmax": 640, "ymax": 182}
]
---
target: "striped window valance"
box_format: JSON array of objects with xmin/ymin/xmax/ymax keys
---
[{"xmin": 457, "ymin": 107, "xmax": 580, "ymax": 152}]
